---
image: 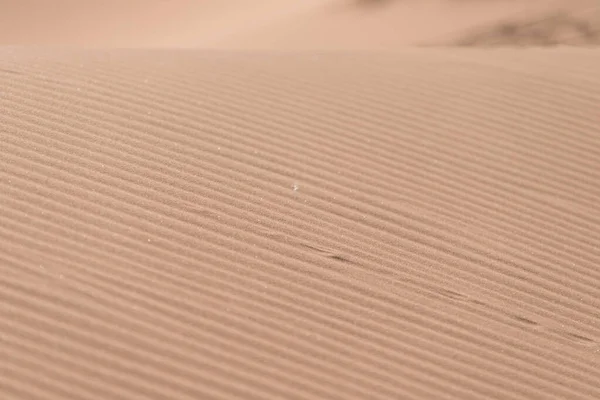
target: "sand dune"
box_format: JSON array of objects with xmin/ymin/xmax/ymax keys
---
[
  {"xmin": 0, "ymin": 0, "xmax": 326, "ymax": 47},
  {"xmin": 1, "ymin": 1, "xmax": 600, "ymax": 400},
  {"xmin": 1, "ymin": 48, "xmax": 599, "ymax": 399},
  {"xmin": 0, "ymin": 0, "xmax": 597, "ymax": 48},
  {"xmin": 452, "ymin": 3, "xmax": 600, "ymax": 46}
]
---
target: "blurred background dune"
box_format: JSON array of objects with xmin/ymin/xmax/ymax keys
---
[{"xmin": 0, "ymin": 0, "xmax": 598, "ymax": 49}]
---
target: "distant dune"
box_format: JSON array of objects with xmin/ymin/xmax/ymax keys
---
[
  {"xmin": 0, "ymin": 0, "xmax": 597, "ymax": 48},
  {"xmin": 452, "ymin": 3, "xmax": 600, "ymax": 46},
  {"xmin": 1, "ymin": 2, "xmax": 599, "ymax": 400}
]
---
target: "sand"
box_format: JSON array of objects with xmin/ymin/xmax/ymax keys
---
[{"xmin": 0, "ymin": 1, "xmax": 599, "ymax": 400}]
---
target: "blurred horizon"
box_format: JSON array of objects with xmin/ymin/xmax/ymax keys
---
[{"xmin": 0, "ymin": 0, "xmax": 597, "ymax": 48}]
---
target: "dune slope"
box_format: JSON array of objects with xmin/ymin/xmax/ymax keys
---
[{"xmin": 0, "ymin": 49, "xmax": 599, "ymax": 399}]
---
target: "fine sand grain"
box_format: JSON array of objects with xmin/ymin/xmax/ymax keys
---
[{"xmin": 1, "ymin": 1, "xmax": 600, "ymax": 400}]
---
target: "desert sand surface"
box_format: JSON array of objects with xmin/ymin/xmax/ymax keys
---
[{"xmin": 1, "ymin": 1, "xmax": 600, "ymax": 400}]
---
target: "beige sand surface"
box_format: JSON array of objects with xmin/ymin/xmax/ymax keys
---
[{"xmin": 1, "ymin": 2, "xmax": 599, "ymax": 400}]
